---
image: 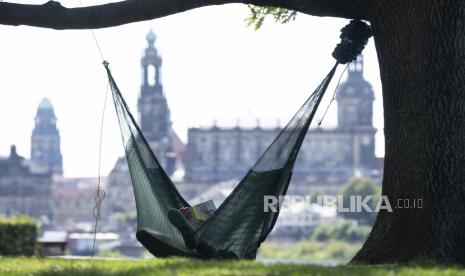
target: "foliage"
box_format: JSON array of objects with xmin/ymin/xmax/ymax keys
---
[
  {"xmin": 0, "ymin": 215, "xmax": 38, "ymax": 256},
  {"xmin": 339, "ymin": 177, "xmax": 381, "ymax": 225},
  {"xmin": 311, "ymin": 222, "xmax": 371, "ymax": 243},
  {"xmin": 245, "ymin": 5, "xmax": 297, "ymax": 30},
  {"xmin": 258, "ymin": 239, "xmax": 362, "ymax": 262},
  {"xmin": 258, "ymin": 222, "xmax": 371, "ymax": 262},
  {"xmin": 114, "ymin": 211, "xmax": 137, "ymax": 224},
  {"xmin": 1, "ymin": 257, "xmax": 464, "ymax": 276}
]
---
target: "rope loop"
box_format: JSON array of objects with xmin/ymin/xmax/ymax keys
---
[{"xmin": 332, "ymin": 20, "xmax": 372, "ymax": 64}]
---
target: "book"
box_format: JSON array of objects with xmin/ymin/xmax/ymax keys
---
[{"xmin": 184, "ymin": 200, "xmax": 217, "ymax": 230}]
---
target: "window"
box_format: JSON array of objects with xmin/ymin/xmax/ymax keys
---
[{"xmin": 147, "ymin": 65, "xmax": 156, "ymax": 86}]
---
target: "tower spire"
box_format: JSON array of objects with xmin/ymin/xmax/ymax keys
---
[
  {"xmin": 137, "ymin": 29, "xmax": 175, "ymax": 175},
  {"xmin": 141, "ymin": 29, "xmax": 162, "ymax": 89},
  {"xmin": 31, "ymin": 97, "xmax": 63, "ymax": 175},
  {"xmin": 348, "ymin": 55, "xmax": 364, "ymax": 76},
  {"xmin": 336, "ymin": 54, "xmax": 374, "ymax": 129},
  {"xmin": 146, "ymin": 28, "xmax": 156, "ymax": 48}
]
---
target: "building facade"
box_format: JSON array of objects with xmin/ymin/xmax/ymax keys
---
[
  {"xmin": 0, "ymin": 145, "xmax": 53, "ymax": 218},
  {"xmin": 0, "ymin": 98, "xmax": 62, "ymax": 219},
  {"xmin": 52, "ymin": 177, "xmax": 105, "ymax": 225},
  {"xmin": 31, "ymin": 97, "xmax": 63, "ymax": 175},
  {"xmin": 106, "ymin": 157, "xmax": 135, "ymax": 214},
  {"xmin": 107, "ymin": 30, "xmax": 187, "ymax": 214},
  {"xmin": 185, "ymin": 56, "xmax": 377, "ymax": 183}
]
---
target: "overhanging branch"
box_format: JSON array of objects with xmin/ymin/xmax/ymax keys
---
[{"xmin": 0, "ymin": 0, "xmax": 370, "ymax": 30}]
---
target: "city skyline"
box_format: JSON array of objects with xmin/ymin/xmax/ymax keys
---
[{"xmin": 0, "ymin": 3, "xmax": 383, "ymax": 177}]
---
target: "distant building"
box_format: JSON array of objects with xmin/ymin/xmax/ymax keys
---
[
  {"xmin": 107, "ymin": 38, "xmax": 381, "ymax": 216},
  {"xmin": 186, "ymin": 126, "xmax": 282, "ymax": 182},
  {"xmin": 0, "ymin": 145, "xmax": 53, "ymax": 218},
  {"xmin": 138, "ymin": 29, "xmax": 177, "ymax": 175},
  {"xmin": 269, "ymin": 202, "xmax": 336, "ymax": 239},
  {"xmin": 185, "ymin": 56, "xmax": 378, "ymax": 183},
  {"xmin": 106, "ymin": 158, "xmax": 134, "ymax": 214},
  {"xmin": 106, "ymin": 29, "xmax": 187, "ymax": 213},
  {"xmin": 67, "ymin": 232, "xmax": 119, "ymax": 256},
  {"xmin": 31, "ymin": 97, "xmax": 63, "ymax": 175},
  {"xmin": 52, "ymin": 177, "xmax": 104, "ymax": 225}
]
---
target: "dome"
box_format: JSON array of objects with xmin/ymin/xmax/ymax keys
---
[
  {"xmin": 36, "ymin": 97, "xmax": 56, "ymax": 118},
  {"xmin": 336, "ymin": 56, "xmax": 374, "ymax": 100},
  {"xmin": 146, "ymin": 29, "xmax": 156, "ymax": 44},
  {"xmin": 38, "ymin": 97, "xmax": 54, "ymax": 110},
  {"xmin": 337, "ymin": 77, "xmax": 374, "ymax": 99}
]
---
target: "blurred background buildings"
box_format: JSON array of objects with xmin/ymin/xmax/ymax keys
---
[{"xmin": 0, "ymin": 29, "xmax": 382, "ymax": 258}]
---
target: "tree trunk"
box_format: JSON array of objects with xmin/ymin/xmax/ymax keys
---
[{"xmin": 352, "ymin": 0, "xmax": 465, "ymax": 264}]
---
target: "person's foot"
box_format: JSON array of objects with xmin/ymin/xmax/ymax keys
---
[{"xmin": 168, "ymin": 208, "xmax": 198, "ymax": 249}]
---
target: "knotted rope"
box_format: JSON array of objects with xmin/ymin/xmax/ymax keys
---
[{"xmin": 332, "ymin": 20, "xmax": 372, "ymax": 64}]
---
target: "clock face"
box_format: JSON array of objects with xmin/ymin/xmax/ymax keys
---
[{"xmin": 346, "ymin": 106, "xmax": 357, "ymax": 123}]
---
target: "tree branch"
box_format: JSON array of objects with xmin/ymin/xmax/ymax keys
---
[{"xmin": 0, "ymin": 0, "xmax": 370, "ymax": 30}]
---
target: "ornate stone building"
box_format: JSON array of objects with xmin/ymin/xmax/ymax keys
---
[
  {"xmin": 31, "ymin": 97, "xmax": 63, "ymax": 175},
  {"xmin": 185, "ymin": 56, "xmax": 377, "ymax": 184},
  {"xmin": 107, "ymin": 29, "xmax": 187, "ymax": 214},
  {"xmin": 0, "ymin": 145, "xmax": 53, "ymax": 218},
  {"xmin": 52, "ymin": 177, "xmax": 104, "ymax": 225},
  {"xmin": 0, "ymin": 98, "xmax": 62, "ymax": 219},
  {"xmin": 138, "ymin": 29, "xmax": 176, "ymax": 175}
]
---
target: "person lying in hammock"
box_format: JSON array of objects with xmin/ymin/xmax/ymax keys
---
[
  {"xmin": 168, "ymin": 200, "xmax": 233, "ymax": 257},
  {"xmin": 167, "ymin": 207, "xmax": 200, "ymax": 249}
]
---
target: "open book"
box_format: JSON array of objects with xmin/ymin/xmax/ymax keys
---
[{"xmin": 184, "ymin": 200, "xmax": 217, "ymax": 231}]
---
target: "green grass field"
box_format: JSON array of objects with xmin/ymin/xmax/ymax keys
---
[{"xmin": 1, "ymin": 257, "xmax": 465, "ymax": 276}]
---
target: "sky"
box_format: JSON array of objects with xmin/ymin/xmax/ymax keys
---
[{"xmin": 0, "ymin": 1, "xmax": 384, "ymax": 177}]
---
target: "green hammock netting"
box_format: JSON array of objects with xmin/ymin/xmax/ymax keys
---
[
  {"xmin": 105, "ymin": 19, "xmax": 371, "ymax": 260},
  {"xmin": 105, "ymin": 63, "xmax": 336, "ymax": 259}
]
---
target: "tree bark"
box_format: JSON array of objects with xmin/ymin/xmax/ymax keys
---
[
  {"xmin": 0, "ymin": 0, "xmax": 368, "ymax": 29},
  {"xmin": 352, "ymin": 0, "xmax": 465, "ymax": 264}
]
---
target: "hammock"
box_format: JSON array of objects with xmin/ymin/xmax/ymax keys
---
[{"xmin": 105, "ymin": 20, "xmax": 371, "ymax": 259}]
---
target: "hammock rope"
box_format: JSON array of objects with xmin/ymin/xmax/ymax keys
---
[
  {"xmin": 318, "ymin": 64, "xmax": 349, "ymax": 126},
  {"xmin": 102, "ymin": 19, "xmax": 371, "ymax": 259},
  {"xmin": 91, "ymin": 81, "xmax": 109, "ymax": 257},
  {"xmin": 76, "ymin": 2, "xmax": 108, "ymax": 256}
]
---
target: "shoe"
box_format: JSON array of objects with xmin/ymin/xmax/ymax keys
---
[{"xmin": 168, "ymin": 208, "xmax": 198, "ymax": 249}]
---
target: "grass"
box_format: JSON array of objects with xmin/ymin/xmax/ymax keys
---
[
  {"xmin": 1, "ymin": 257, "xmax": 465, "ymax": 276},
  {"xmin": 258, "ymin": 240, "xmax": 363, "ymax": 262}
]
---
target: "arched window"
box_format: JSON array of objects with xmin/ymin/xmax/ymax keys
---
[{"xmin": 147, "ymin": 65, "xmax": 156, "ymax": 86}]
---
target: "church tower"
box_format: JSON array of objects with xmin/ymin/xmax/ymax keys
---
[
  {"xmin": 138, "ymin": 29, "xmax": 175, "ymax": 174},
  {"xmin": 31, "ymin": 97, "xmax": 63, "ymax": 175},
  {"xmin": 337, "ymin": 55, "xmax": 375, "ymax": 128},
  {"xmin": 336, "ymin": 56, "xmax": 376, "ymax": 171}
]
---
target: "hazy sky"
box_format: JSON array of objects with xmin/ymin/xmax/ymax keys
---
[{"xmin": 0, "ymin": 1, "xmax": 383, "ymax": 177}]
